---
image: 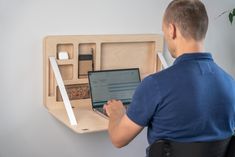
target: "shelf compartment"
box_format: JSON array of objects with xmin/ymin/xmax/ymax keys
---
[
  {"xmin": 101, "ymin": 42, "xmax": 156, "ymax": 78},
  {"xmin": 78, "ymin": 43, "xmax": 96, "ymax": 78},
  {"xmin": 59, "ymin": 64, "xmax": 73, "ymax": 80},
  {"xmin": 57, "ymin": 44, "xmax": 74, "ymax": 59},
  {"xmin": 56, "ymin": 83, "xmax": 90, "ymax": 101}
]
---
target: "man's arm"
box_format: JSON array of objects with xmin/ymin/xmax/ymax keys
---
[{"xmin": 104, "ymin": 100, "xmax": 144, "ymax": 148}]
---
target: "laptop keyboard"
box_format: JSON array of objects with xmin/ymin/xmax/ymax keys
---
[
  {"xmin": 96, "ymin": 108, "xmax": 108, "ymax": 117},
  {"xmin": 95, "ymin": 104, "xmax": 128, "ymax": 118}
]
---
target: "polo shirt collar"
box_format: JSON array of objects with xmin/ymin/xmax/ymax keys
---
[{"xmin": 173, "ymin": 53, "xmax": 213, "ymax": 65}]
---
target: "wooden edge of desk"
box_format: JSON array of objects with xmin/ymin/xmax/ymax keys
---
[{"xmin": 48, "ymin": 107, "xmax": 108, "ymax": 133}]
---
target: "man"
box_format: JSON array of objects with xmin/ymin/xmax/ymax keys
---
[{"xmin": 103, "ymin": 0, "xmax": 235, "ymax": 156}]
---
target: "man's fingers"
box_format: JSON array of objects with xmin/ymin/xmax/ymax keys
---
[{"xmin": 103, "ymin": 104, "xmax": 107, "ymax": 110}]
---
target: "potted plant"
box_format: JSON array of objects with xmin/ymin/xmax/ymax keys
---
[
  {"xmin": 229, "ymin": 8, "xmax": 235, "ymax": 24},
  {"xmin": 218, "ymin": 8, "xmax": 235, "ymax": 24}
]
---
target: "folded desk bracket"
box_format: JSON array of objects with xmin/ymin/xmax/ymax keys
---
[{"xmin": 49, "ymin": 57, "xmax": 77, "ymax": 126}]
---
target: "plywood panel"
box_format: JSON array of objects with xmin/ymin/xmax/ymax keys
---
[
  {"xmin": 43, "ymin": 34, "xmax": 163, "ymax": 133},
  {"xmin": 101, "ymin": 42, "xmax": 156, "ymax": 78}
]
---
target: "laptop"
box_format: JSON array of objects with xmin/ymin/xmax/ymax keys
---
[{"xmin": 88, "ymin": 68, "xmax": 141, "ymax": 118}]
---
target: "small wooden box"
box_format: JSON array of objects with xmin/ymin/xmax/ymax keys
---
[{"xmin": 43, "ymin": 34, "xmax": 163, "ymax": 133}]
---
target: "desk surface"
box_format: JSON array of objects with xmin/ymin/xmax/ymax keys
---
[{"xmin": 48, "ymin": 102, "xmax": 108, "ymax": 133}]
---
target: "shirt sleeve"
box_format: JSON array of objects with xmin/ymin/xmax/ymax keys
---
[{"xmin": 126, "ymin": 75, "xmax": 161, "ymax": 127}]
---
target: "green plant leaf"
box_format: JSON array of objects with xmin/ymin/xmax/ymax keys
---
[
  {"xmin": 233, "ymin": 8, "xmax": 235, "ymax": 15},
  {"xmin": 229, "ymin": 12, "xmax": 233, "ymax": 24}
]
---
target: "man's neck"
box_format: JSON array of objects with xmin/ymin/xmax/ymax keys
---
[{"xmin": 175, "ymin": 39, "xmax": 204, "ymax": 58}]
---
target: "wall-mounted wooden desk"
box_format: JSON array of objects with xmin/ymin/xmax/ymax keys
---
[{"xmin": 43, "ymin": 34, "xmax": 163, "ymax": 133}]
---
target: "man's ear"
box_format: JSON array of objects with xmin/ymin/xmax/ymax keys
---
[{"xmin": 169, "ymin": 23, "xmax": 177, "ymax": 40}]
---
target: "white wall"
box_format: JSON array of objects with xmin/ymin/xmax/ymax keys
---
[
  {"xmin": 164, "ymin": 0, "xmax": 235, "ymax": 77},
  {"xmin": 0, "ymin": 0, "xmax": 234, "ymax": 157},
  {"xmin": 204, "ymin": 0, "xmax": 235, "ymax": 76}
]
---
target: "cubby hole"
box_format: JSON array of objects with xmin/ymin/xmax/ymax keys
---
[
  {"xmin": 101, "ymin": 42, "xmax": 155, "ymax": 77},
  {"xmin": 56, "ymin": 84, "xmax": 90, "ymax": 101},
  {"xmin": 57, "ymin": 44, "xmax": 74, "ymax": 60},
  {"xmin": 78, "ymin": 43, "xmax": 96, "ymax": 78},
  {"xmin": 59, "ymin": 64, "xmax": 73, "ymax": 80}
]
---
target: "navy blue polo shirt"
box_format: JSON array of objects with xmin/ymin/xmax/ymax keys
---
[{"xmin": 127, "ymin": 53, "xmax": 235, "ymax": 145}]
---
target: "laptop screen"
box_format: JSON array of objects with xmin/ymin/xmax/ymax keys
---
[{"xmin": 88, "ymin": 68, "xmax": 141, "ymax": 108}]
